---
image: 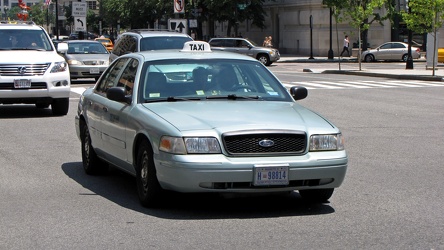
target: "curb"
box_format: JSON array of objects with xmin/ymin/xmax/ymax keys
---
[{"xmin": 321, "ymin": 70, "xmax": 444, "ymax": 82}]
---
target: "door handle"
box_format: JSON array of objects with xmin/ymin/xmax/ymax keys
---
[{"xmin": 102, "ymin": 106, "xmax": 108, "ymax": 112}]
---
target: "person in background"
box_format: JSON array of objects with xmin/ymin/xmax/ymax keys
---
[
  {"xmin": 267, "ymin": 36, "xmax": 273, "ymax": 47},
  {"xmin": 340, "ymin": 35, "xmax": 350, "ymax": 57},
  {"xmin": 262, "ymin": 36, "xmax": 269, "ymax": 47}
]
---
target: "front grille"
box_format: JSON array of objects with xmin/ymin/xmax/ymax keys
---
[
  {"xmin": 0, "ymin": 82, "xmax": 47, "ymax": 90},
  {"xmin": 223, "ymin": 130, "xmax": 306, "ymax": 156},
  {"xmin": 83, "ymin": 60, "xmax": 107, "ymax": 65},
  {"xmin": 0, "ymin": 63, "xmax": 50, "ymax": 76}
]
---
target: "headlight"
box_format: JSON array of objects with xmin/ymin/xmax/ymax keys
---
[
  {"xmin": 67, "ymin": 59, "xmax": 81, "ymax": 65},
  {"xmin": 50, "ymin": 61, "xmax": 68, "ymax": 73},
  {"xmin": 159, "ymin": 136, "xmax": 221, "ymax": 154},
  {"xmin": 309, "ymin": 133, "xmax": 344, "ymax": 151}
]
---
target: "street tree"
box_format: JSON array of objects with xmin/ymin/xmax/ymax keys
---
[{"xmin": 402, "ymin": 0, "xmax": 444, "ymax": 76}]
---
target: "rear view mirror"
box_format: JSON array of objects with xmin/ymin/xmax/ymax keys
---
[{"xmin": 290, "ymin": 86, "xmax": 308, "ymax": 101}]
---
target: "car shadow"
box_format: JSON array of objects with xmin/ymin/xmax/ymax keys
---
[
  {"xmin": 0, "ymin": 105, "xmax": 53, "ymax": 118},
  {"xmin": 62, "ymin": 162, "xmax": 335, "ymax": 219}
]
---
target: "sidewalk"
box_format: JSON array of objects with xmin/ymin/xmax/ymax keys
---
[{"xmin": 277, "ymin": 55, "xmax": 444, "ymax": 81}]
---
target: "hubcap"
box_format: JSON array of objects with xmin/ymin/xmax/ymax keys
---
[{"xmin": 141, "ymin": 151, "xmax": 149, "ymax": 192}]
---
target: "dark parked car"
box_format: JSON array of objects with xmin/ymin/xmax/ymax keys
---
[{"xmin": 69, "ymin": 31, "xmax": 97, "ymax": 40}]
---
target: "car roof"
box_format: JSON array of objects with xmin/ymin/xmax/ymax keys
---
[
  {"xmin": 123, "ymin": 29, "xmax": 192, "ymax": 38},
  {"xmin": 0, "ymin": 21, "xmax": 42, "ymax": 30}
]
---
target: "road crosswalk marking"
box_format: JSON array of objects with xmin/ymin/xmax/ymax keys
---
[{"xmin": 282, "ymin": 80, "xmax": 444, "ymax": 89}]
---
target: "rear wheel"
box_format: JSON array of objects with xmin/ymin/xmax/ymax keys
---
[
  {"xmin": 257, "ymin": 54, "xmax": 271, "ymax": 66},
  {"xmin": 299, "ymin": 188, "xmax": 334, "ymax": 203},
  {"xmin": 136, "ymin": 140, "xmax": 164, "ymax": 207},
  {"xmin": 81, "ymin": 121, "xmax": 108, "ymax": 175},
  {"xmin": 364, "ymin": 54, "xmax": 374, "ymax": 62},
  {"xmin": 52, "ymin": 98, "xmax": 69, "ymax": 116},
  {"xmin": 402, "ymin": 54, "xmax": 408, "ymax": 62}
]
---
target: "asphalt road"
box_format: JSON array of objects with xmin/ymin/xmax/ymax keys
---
[{"xmin": 1, "ymin": 65, "xmax": 443, "ymax": 249}]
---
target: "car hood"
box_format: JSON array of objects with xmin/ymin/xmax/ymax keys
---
[
  {"xmin": 64, "ymin": 53, "xmax": 109, "ymax": 61},
  {"xmin": 142, "ymin": 101, "xmax": 336, "ymax": 133},
  {"xmin": 0, "ymin": 50, "xmax": 65, "ymax": 63}
]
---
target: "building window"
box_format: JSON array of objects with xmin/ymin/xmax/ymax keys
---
[{"xmin": 87, "ymin": 1, "xmax": 96, "ymax": 10}]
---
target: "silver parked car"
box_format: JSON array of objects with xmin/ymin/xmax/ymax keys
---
[
  {"xmin": 361, "ymin": 42, "xmax": 421, "ymax": 62},
  {"xmin": 75, "ymin": 41, "xmax": 348, "ymax": 207},
  {"xmin": 209, "ymin": 37, "xmax": 280, "ymax": 66},
  {"xmin": 59, "ymin": 40, "xmax": 109, "ymax": 81}
]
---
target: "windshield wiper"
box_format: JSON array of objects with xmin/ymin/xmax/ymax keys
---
[
  {"xmin": 10, "ymin": 48, "xmax": 46, "ymax": 51},
  {"xmin": 144, "ymin": 96, "xmax": 203, "ymax": 103},
  {"xmin": 206, "ymin": 94, "xmax": 260, "ymax": 100}
]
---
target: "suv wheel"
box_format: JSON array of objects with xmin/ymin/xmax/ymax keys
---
[
  {"xmin": 257, "ymin": 54, "xmax": 271, "ymax": 66},
  {"xmin": 51, "ymin": 98, "xmax": 69, "ymax": 116}
]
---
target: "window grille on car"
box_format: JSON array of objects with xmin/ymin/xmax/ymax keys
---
[
  {"xmin": 0, "ymin": 63, "xmax": 50, "ymax": 76},
  {"xmin": 222, "ymin": 130, "xmax": 307, "ymax": 156}
]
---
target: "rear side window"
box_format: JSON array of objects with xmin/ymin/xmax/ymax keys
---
[{"xmin": 113, "ymin": 35, "xmax": 137, "ymax": 56}]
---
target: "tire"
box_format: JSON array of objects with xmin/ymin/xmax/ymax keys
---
[
  {"xmin": 81, "ymin": 121, "xmax": 108, "ymax": 175},
  {"xmin": 136, "ymin": 140, "xmax": 164, "ymax": 207},
  {"xmin": 402, "ymin": 54, "xmax": 408, "ymax": 62},
  {"xmin": 52, "ymin": 98, "xmax": 69, "ymax": 116},
  {"xmin": 299, "ymin": 188, "xmax": 334, "ymax": 203},
  {"xmin": 257, "ymin": 54, "xmax": 271, "ymax": 66},
  {"xmin": 364, "ymin": 54, "xmax": 374, "ymax": 62}
]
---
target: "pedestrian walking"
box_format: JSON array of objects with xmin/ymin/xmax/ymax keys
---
[{"xmin": 340, "ymin": 35, "xmax": 350, "ymax": 57}]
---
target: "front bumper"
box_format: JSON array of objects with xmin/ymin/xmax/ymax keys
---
[
  {"xmin": 155, "ymin": 151, "xmax": 348, "ymax": 193},
  {"xmin": 69, "ymin": 65, "xmax": 107, "ymax": 79},
  {"xmin": 0, "ymin": 73, "xmax": 70, "ymax": 103}
]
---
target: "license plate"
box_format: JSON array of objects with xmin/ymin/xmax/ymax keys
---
[
  {"xmin": 14, "ymin": 79, "xmax": 31, "ymax": 88},
  {"xmin": 90, "ymin": 68, "xmax": 100, "ymax": 74},
  {"xmin": 253, "ymin": 164, "xmax": 289, "ymax": 186}
]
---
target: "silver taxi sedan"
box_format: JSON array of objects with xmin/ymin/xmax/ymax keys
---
[{"xmin": 75, "ymin": 41, "xmax": 348, "ymax": 207}]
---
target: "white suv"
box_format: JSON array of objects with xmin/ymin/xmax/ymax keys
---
[{"xmin": 0, "ymin": 21, "xmax": 70, "ymax": 116}]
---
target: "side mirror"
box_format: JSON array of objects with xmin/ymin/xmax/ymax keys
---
[
  {"xmin": 289, "ymin": 86, "xmax": 308, "ymax": 101},
  {"xmin": 57, "ymin": 42, "xmax": 68, "ymax": 53},
  {"xmin": 106, "ymin": 87, "xmax": 132, "ymax": 104}
]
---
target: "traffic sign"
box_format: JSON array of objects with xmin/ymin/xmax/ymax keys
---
[
  {"xmin": 72, "ymin": 2, "xmax": 87, "ymax": 17},
  {"xmin": 169, "ymin": 19, "xmax": 187, "ymax": 34},
  {"xmin": 174, "ymin": 0, "xmax": 185, "ymax": 14},
  {"xmin": 74, "ymin": 16, "xmax": 86, "ymax": 31}
]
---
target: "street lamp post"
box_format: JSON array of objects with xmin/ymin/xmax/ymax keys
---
[{"xmin": 328, "ymin": 8, "xmax": 334, "ymax": 59}]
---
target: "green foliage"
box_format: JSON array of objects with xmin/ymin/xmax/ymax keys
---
[{"xmin": 401, "ymin": 0, "xmax": 444, "ymax": 34}]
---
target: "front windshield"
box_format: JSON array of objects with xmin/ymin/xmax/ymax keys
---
[
  {"xmin": 140, "ymin": 37, "xmax": 193, "ymax": 51},
  {"xmin": 0, "ymin": 29, "xmax": 53, "ymax": 51},
  {"xmin": 67, "ymin": 42, "xmax": 109, "ymax": 54},
  {"xmin": 138, "ymin": 59, "xmax": 292, "ymax": 103}
]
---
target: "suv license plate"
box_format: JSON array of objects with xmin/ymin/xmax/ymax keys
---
[
  {"xmin": 253, "ymin": 164, "xmax": 289, "ymax": 186},
  {"xmin": 90, "ymin": 68, "xmax": 100, "ymax": 74},
  {"xmin": 14, "ymin": 79, "xmax": 31, "ymax": 88}
]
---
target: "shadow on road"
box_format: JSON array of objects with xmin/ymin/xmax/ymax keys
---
[
  {"xmin": 62, "ymin": 162, "xmax": 335, "ymax": 219},
  {"xmin": 0, "ymin": 105, "xmax": 53, "ymax": 119}
]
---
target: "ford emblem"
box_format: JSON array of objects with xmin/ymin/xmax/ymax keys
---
[{"xmin": 258, "ymin": 139, "xmax": 274, "ymax": 148}]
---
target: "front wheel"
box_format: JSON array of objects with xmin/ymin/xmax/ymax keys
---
[
  {"xmin": 52, "ymin": 98, "xmax": 69, "ymax": 116},
  {"xmin": 81, "ymin": 122, "xmax": 108, "ymax": 175},
  {"xmin": 257, "ymin": 54, "xmax": 271, "ymax": 66},
  {"xmin": 364, "ymin": 54, "xmax": 374, "ymax": 62},
  {"xmin": 299, "ymin": 188, "xmax": 334, "ymax": 203},
  {"xmin": 136, "ymin": 140, "xmax": 164, "ymax": 207}
]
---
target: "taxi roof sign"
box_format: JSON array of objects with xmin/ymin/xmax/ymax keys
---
[{"xmin": 181, "ymin": 41, "xmax": 212, "ymax": 52}]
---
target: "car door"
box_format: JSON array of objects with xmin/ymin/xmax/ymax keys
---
[
  {"xmin": 377, "ymin": 43, "xmax": 392, "ymax": 60},
  {"xmin": 391, "ymin": 43, "xmax": 407, "ymax": 60},
  {"xmin": 100, "ymin": 57, "xmax": 138, "ymax": 169}
]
